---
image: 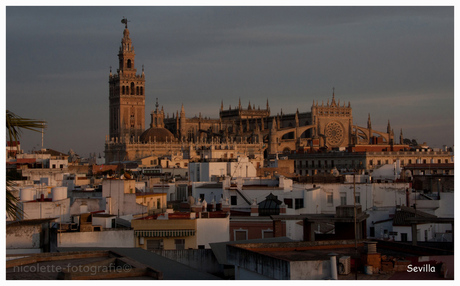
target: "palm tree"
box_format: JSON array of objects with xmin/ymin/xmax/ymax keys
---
[{"xmin": 6, "ymin": 110, "xmax": 46, "ymax": 220}]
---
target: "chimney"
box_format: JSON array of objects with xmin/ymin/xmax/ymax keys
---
[
  {"xmin": 251, "ymin": 199, "xmax": 259, "ymax": 216},
  {"xmin": 280, "ymin": 202, "xmax": 287, "ymax": 214},
  {"xmin": 222, "ymin": 198, "xmax": 230, "ymax": 213}
]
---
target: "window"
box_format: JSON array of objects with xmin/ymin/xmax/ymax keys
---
[
  {"xmin": 199, "ymin": 194, "xmax": 205, "ymax": 201},
  {"xmin": 294, "ymin": 198, "xmax": 304, "ymax": 210},
  {"xmin": 377, "ymin": 160, "xmax": 381, "ymax": 165},
  {"xmin": 324, "ymin": 160, "xmax": 328, "ymax": 168},
  {"xmin": 311, "ymin": 161, "xmax": 315, "ymax": 168},
  {"xmin": 370, "ymin": 227, "xmax": 375, "ymax": 237},
  {"xmin": 157, "ymin": 198, "xmax": 161, "ymax": 209},
  {"xmin": 331, "ymin": 160, "xmax": 334, "ymax": 167},
  {"xmin": 355, "ymin": 193, "xmax": 361, "ymax": 204},
  {"xmin": 146, "ymin": 239, "xmax": 163, "ymax": 250},
  {"xmin": 369, "ymin": 160, "xmax": 373, "ymax": 166},
  {"xmin": 262, "ymin": 229, "xmax": 274, "ymax": 239},
  {"xmin": 175, "ymin": 239, "xmax": 185, "ymax": 250},
  {"xmin": 305, "ymin": 161, "xmax": 308, "ymax": 168},
  {"xmin": 284, "ymin": 198, "xmax": 293, "ymax": 208},
  {"xmin": 327, "ymin": 193, "xmax": 333, "ymax": 205},
  {"xmin": 385, "ymin": 160, "xmax": 389, "ymax": 164},
  {"xmin": 340, "ymin": 192, "xmax": 347, "ymax": 205},
  {"xmin": 234, "ymin": 230, "xmax": 247, "ymax": 241},
  {"xmin": 318, "ymin": 160, "xmax": 321, "ymax": 168},
  {"xmin": 231, "ymin": 196, "xmax": 237, "ymax": 205},
  {"xmin": 408, "ymin": 159, "xmax": 412, "ymax": 164},
  {"xmin": 445, "ymin": 159, "xmax": 448, "ymax": 163},
  {"xmin": 423, "ymin": 159, "xmax": 427, "ymax": 164},
  {"xmin": 401, "ymin": 233, "xmax": 408, "ymax": 242}
]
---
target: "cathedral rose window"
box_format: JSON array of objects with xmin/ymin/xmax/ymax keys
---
[{"xmin": 325, "ymin": 121, "xmax": 344, "ymax": 147}]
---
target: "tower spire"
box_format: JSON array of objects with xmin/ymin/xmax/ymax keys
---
[
  {"xmin": 121, "ymin": 17, "xmax": 129, "ymax": 29},
  {"xmin": 109, "ymin": 19, "xmax": 145, "ymax": 141}
]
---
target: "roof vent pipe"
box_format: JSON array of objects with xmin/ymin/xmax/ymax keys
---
[{"xmin": 329, "ymin": 253, "xmax": 338, "ymax": 280}]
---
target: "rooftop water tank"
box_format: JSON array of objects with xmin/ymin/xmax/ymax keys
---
[
  {"xmin": 20, "ymin": 187, "xmax": 35, "ymax": 202},
  {"xmin": 51, "ymin": 187, "xmax": 67, "ymax": 201}
]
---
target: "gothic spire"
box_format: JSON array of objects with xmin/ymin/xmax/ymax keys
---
[
  {"xmin": 271, "ymin": 116, "xmax": 277, "ymax": 130},
  {"xmin": 295, "ymin": 110, "xmax": 299, "ymax": 127},
  {"xmin": 331, "ymin": 87, "xmax": 337, "ymax": 107}
]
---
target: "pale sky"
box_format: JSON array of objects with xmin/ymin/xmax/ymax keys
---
[{"xmin": 5, "ymin": 5, "xmax": 454, "ymax": 157}]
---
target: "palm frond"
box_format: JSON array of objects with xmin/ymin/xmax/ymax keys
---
[
  {"xmin": 6, "ymin": 179, "xmax": 23, "ymax": 220},
  {"xmin": 6, "ymin": 110, "xmax": 46, "ymax": 145},
  {"xmin": 6, "ymin": 110, "xmax": 45, "ymax": 220}
]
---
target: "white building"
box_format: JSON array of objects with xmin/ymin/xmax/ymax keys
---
[
  {"xmin": 188, "ymin": 156, "xmax": 257, "ymax": 182},
  {"xmin": 102, "ymin": 179, "xmax": 148, "ymax": 217},
  {"xmin": 15, "ymin": 186, "xmax": 71, "ymax": 223}
]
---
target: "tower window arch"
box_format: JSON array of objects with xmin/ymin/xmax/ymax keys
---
[
  {"xmin": 131, "ymin": 82, "xmax": 135, "ymax": 95},
  {"xmin": 126, "ymin": 86, "xmax": 129, "ymax": 95},
  {"xmin": 127, "ymin": 59, "xmax": 132, "ymax": 69},
  {"xmin": 136, "ymin": 86, "xmax": 139, "ymax": 95},
  {"xmin": 140, "ymin": 87, "xmax": 143, "ymax": 95},
  {"xmin": 122, "ymin": 86, "xmax": 125, "ymax": 95}
]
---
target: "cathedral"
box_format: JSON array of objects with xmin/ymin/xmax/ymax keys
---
[{"xmin": 105, "ymin": 21, "xmax": 406, "ymax": 164}]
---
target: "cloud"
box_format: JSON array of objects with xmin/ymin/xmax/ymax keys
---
[{"xmin": 351, "ymin": 91, "xmax": 453, "ymax": 107}]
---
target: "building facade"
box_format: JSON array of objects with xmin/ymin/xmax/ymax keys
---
[{"xmin": 105, "ymin": 21, "xmax": 411, "ymax": 163}]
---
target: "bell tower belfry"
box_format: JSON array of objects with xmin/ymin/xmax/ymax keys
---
[{"xmin": 109, "ymin": 18, "xmax": 145, "ymax": 142}]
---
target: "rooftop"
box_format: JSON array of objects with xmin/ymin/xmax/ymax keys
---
[
  {"xmin": 57, "ymin": 248, "xmax": 220, "ymax": 280},
  {"xmin": 393, "ymin": 205, "xmax": 437, "ymax": 226}
]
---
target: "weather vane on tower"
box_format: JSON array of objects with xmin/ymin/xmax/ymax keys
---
[{"xmin": 121, "ymin": 17, "xmax": 130, "ymax": 29}]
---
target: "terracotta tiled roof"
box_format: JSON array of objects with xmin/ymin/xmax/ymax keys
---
[
  {"xmin": 393, "ymin": 205, "xmax": 437, "ymax": 226},
  {"xmin": 16, "ymin": 158, "xmax": 37, "ymax": 164}
]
